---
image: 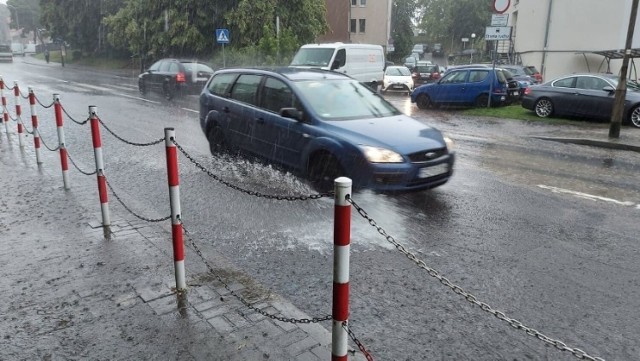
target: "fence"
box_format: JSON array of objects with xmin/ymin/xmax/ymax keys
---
[{"xmin": 0, "ymin": 75, "xmax": 606, "ymax": 361}]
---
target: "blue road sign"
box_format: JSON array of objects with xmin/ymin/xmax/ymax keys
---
[{"xmin": 216, "ymin": 29, "xmax": 230, "ymax": 44}]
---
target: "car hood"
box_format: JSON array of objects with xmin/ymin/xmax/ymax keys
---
[{"xmin": 322, "ymin": 115, "xmax": 445, "ymax": 153}]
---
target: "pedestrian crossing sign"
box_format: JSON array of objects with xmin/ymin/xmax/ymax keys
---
[{"xmin": 216, "ymin": 29, "xmax": 230, "ymax": 44}]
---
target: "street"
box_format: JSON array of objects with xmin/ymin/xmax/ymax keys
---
[{"xmin": 1, "ymin": 58, "xmax": 639, "ymax": 360}]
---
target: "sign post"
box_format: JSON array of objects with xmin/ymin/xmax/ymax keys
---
[{"xmin": 216, "ymin": 28, "xmax": 230, "ymax": 68}]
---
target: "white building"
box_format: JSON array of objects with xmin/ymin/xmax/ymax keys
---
[{"xmin": 506, "ymin": 0, "xmax": 640, "ymax": 81}]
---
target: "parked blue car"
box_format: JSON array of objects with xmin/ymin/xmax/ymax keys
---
[
  {"xmin": 199, "ymin": 67, "xmax": 455, "ymax": 192},
  {"xmin": 411, "ymin": 67, "xmax": 516, "ymax": 108}
]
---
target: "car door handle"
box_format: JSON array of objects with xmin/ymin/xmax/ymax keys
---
[
  {"xmin": 222, "ymin": 106, "xmax": 230, "ymax": 113},
  {"xmin": 256, "ymin": 117, "xmax": 265, "ymax": 124}
]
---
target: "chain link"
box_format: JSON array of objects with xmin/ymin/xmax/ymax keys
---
[
  {"xmin": 19, "ymin": 89, "xmax": 29, "ymax": 99},
  {"xmin": 66, "ymin": 150, "xmax": 97, "ymax": 176},
  {"xmin": 3, "ymin": 106, "xmax": 18, "ymax": 121},
  {"xmin": 97, "ymin": 118, "xmax": 165, "ymax": 147},
  {"xmin": 60, "ymin": 105, "xmax": 90, "ymax": 125},
  {"xmin": 346, "ymin": 196, "xmax": 606, "ymax": 361},
  {"xmin": 38, "ymin": 133, "xmax": 60, "ymax": 152},
  {"xmin": 104, "ymin": 177, "xmax": 171, "ymax": 223},
  {"xmin": 181, "ymin": 222, "xmax": 332, "ymax": 324},
  {"xmin": 16, "ymin": 115, "xmax": 34, "ymax": 134},
  {"xmin": 172, "ymin": 139, "xmax": 333, "ymax": 201},
  {"xmin": 342, "ymin": 321, "xmax": 375, "ymax": 361},
  {"xmin": 34, "ymin": 95, "xmax": 55, "ymax": 109}
]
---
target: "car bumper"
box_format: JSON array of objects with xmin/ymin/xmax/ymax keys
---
[
  {"xmin": 382, "ymin": 83, "xmax": 413, "ymax": 92},
  {"xmin": 350, "ymin": 153, "xmax": 455, "ymax": 192}
]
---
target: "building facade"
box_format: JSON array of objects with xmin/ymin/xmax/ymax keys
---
[
  {"xmin": 507, "ymin": 0, "xmax": 640, "ymax": 81},
  {"xmin": 319, "ymin": 0, "xmax": 392, "ymax": 52}
]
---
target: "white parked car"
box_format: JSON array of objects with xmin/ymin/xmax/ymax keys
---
[{"xmin": 382, "ymin": 66, "xmax": 414, "ymax": 95}]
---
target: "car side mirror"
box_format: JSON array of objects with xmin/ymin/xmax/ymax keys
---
[
  {"xmin": 602, "ymin": 85, "xmax": 615, "ymax": 93},
  {"xmin": 280, "ymin": 107, "xmax": 303, "ymax": 121}
]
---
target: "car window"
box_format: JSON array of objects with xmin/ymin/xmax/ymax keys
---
[
  {"xmin": 469, "ymin": 70, "xmax": 488, "ymax": 82},
  {"xmin": 260, "ymin": 77, "xmax": 298, "ymax": 113},
  {"xmin": 440, "ymin": 71, "xmax": 467, "ymax": 84},
  {"xmin": 553, "ymin": 77, "xmax": 576, "ymax": 88},
  {"xmin": 0, "ymin": 45, "xmax": 11, "ymax": 52},
  {"xmin": 168, "ymin": 62, "xmax": 179, "ymax": 73},
  {"xmin": 496, "ymin": 70, "xmax": 508, "ymax": 83},
  {"xmin": 182, "ymin": 63, "xmax": 214, "ymax": 73},
  {"xmin": 385, "ymin": 67, "xmax": 410, "ymax": 76},
  {"xmin": 230, "ymin": 74, "xmax": 262, "ymax": 105},
  {"xmin": 149, "ymin": 61, "xmax": 162, "ymax": 71},
  {"xmin": 207, "ymin": 73, "xmax": 237, "ymax": 95},
  {"xmin": 293, "ymin": 79, "xmax": 400, "ymax": 120},
  {"xmin": 576, "ymin": 76, "xmax": 609, "ymax": 90},
  {"xmin": 159, "ymin": 61, "xmax": 171, "ymax": 72}
]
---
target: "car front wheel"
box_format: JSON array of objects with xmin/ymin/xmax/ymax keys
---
[
  {"xmin": 534, "ymin": 98, "xmax": 554, "ymax": 118},
  {"xmin": 629, "ymin": 105, "xmax": 640, "ymax": 128},
  {"xmin": 307, "ymin": 152, "xmax": 345, "ymax": 191},
  {"xmin": 416, "ymin": 93, "xmax": 432, "ymax": 109},
  {"xmin": 138, "ymin": 79, "xmax": 147, "ymax": 95}
]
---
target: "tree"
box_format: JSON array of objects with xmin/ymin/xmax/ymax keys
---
[
  {"xmin": 390, "ymin": 0, "xmax": 416, "ymax": 62},
  {"xmin": 7, "ymin": 0, "xmax": 41, "ymax": 42}
]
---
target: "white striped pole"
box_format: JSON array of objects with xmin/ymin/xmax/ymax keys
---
[
  {"xmin": 89, "ymin": 106, "xmax": 111, "ymax": 229},
  {"xmin": 332, "ymin": 177, "xmax": 352, "ymax": 361},
  {"xmin": 54, "ymin": 94, "xmax": 70, "ymax": 189},
  {"xmin": 165, "ymin": 128, "xmax": 186, "ymax": 291},
  {"xmin": 14, "ymin": 81, "xmax": 24, "ymax": 147},
  {"xmin": 0, "ymin": 77, "xmax": 9, "ymax": 134},
  {"xmin": 28, "ymin": 88, "xmax": 42, "ymax": 164}
]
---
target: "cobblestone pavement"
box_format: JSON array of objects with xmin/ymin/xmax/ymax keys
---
[{"xmin": 0, "ymin": 129, "xmax": 367, "ymax": 360}]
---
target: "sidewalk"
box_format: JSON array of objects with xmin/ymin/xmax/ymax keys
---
[{"xmin": 0, "ymin": 133, "xmax": 358, "ymax": 360}]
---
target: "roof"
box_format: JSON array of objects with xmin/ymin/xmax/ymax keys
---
[{"xmin": 591, "ymin": 48, "xmax": 640, "ymax": 60}]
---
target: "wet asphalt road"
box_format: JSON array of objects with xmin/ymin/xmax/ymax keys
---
[{"xmin": 1, "ymin": 57, "xmax": 639, "ymax": 360}]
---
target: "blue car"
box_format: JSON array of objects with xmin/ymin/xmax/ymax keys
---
[
  {"xmin": 199, "ymin": 67, "xmax": 455, "ymax": 192},
  {"xmin": 411, "ymin": 67, "xmax": 514, "ymax": 108}
]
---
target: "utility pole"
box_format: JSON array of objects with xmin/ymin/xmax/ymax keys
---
[{"xmin": 609, "ymin": 0, "xmax": 639, "ymax": 138}]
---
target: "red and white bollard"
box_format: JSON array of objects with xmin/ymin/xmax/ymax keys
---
[
  {"xmin": 89, "ymin": 106, "xmax": 110, "ymax": 229},
  {"xmin": 28, "ymin": 88, "xmax": 42, "ymax": 164},
  {"xmin": 14, "ymin": 81, "xmax": 24, "ymax": 147},
  {"xmin": 332, "ymin": 177, "xmax": 352, "ymax": 361},
  {"xmin": 54, "ymin": 94, "xmax": 70, "ymax": 189},
  {"xmin": 164, "ymin": 127, "xmax": 186, "ymax": 292},
  {"xmin": 0, "ymin": 77, "xmax": 9, "ymax": 134}
]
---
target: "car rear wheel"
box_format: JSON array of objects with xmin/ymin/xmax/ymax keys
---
[
  {"xmin": 416, "ymin": 94, "xmax": 432, "ymax": 109},
  {"xmin": 163, "ymin": 83, "xmax": 174, "ymax": 101},
  {"xmin": 534, "ymin": 98, "xmax": 554, "ymax": 118},
  {"xmin": 307, "ymin": 152, "xmax": 345, "ymax": 191},
  {"xmin": 207, "ymin": 125, "xmax": 229, "ymax": 154},
  {"xmin": 475, "ymin": 94, "xmax": 489, "ymax": 107},
  {"xmin": 629, "ymin": 106, "xmax": 640, "ymax": 128}
]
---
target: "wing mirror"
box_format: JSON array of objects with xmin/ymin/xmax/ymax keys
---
[
  {"xmin": 602, "ymin": 85, "xmax": 615, "ymax": 93},
  {"xmin": 280, "ymin": 108, "xmax": 303, "ymax": 121}
]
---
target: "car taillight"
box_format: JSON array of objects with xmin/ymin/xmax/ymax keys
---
[
  {"xmin": 412, "ymin": 73, "xmax": 418, "ymax": 79},
  {"xmin": 524, "ymin": 87, "xmax": 532, "ymax": 95},
  {"xmin": 432, "ymin": 72, "xmax": 440, "ymax": 79},
  {"xmin": 176, "ymin": 72, "xmax": 186, "ymax": 83}
]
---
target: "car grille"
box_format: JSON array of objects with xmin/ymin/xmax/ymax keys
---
[
  {"xmin": 407, "ymin": 148, "xmax": 448, "ymax": 163},
  {"xmin": 405, "ymin": 172, "xmax": 449, "ymax": 187},
  {"xmin": 373, "ymin": 173, "xmax": 405, "ymax": 185}
]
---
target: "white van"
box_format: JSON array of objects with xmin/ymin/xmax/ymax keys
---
[{"xmin": 290, "ymin": 43, "xmax": 385, "ymax": 88}]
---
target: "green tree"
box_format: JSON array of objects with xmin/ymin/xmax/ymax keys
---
[
  {"xmin": 390, "ymin": 0, "xmax": 416, "ymax": 62},
  {"xmin": 7, "ymin": 0, "xmax": 41, "ymax": 42},
  {"xmin": 416, "ymin": 0, "xmax": 491, "ymax": 55}
]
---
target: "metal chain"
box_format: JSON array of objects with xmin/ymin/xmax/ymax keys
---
[
  {"xmin": 3, "ymin": 106, "xmax": 18, "ymax": 121},
  {"xmin": 34, "ymin": 95, "xmax": 55, "ymax": 109},
  {"xmin": 66, "ymin": 150, "xmax": 97, "ymax": 176},
  {"xmin": 16, "ymin": 116, "xmax": 34, "ymax": 134},
  {"xmin": 97, "ymin": 118, "xmax": 165, "ymax": 147},
  {"xmin": 172, "ymin": 139, "xmax": 333, "ymax": 201},
  {"xmin": 346, "ymin": 196, "xmax": 606, "ymax": 361},
  {"xmin": 60, "ymin": 105, "xmax": 89, "ymax": 125},
  {"xmin": 19, "ymin": 90, "xmax": 29, "ymax": 99},
  {"xmin": 104, "ymin": 177, "xmax": 171, "ymax": 223},
  {"xmin": 181, "ymin": 222, "xmax": 332, "ymax": 324},
  {"xmin": 38, "ymin": 133, "xmax": 60, "ymax": 152},
  {"xmin": 342, "ymin": 321, "xmax": 375, "ymax": 361}
]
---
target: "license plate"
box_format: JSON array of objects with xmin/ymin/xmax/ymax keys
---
[
  {"xmin": 418, "ymin": 163, "xmax": 448, "ymax": 178},
  {"xmin": 392, "ymin": 85, "xmax": 403, "ymax": 88},
  {"xmin": 511, "ymin": 91, "xmax": 519, "ymax": 96}
]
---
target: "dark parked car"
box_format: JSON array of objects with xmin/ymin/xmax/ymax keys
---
[
  {"xmin": 0, "ymin": 45, "xmax": 13, "ymax": 62},
  {"xmin": 138, "ymin": 59, "xmax": 214, "ymax": 100},
  {"xmin": 432, "ymin": 43, "xmax": 443, "ymax": 56},
  {"xmin": 521, "ymin": 73, "xmax": 640, "ymax": 128},
  {"xmin": 524, "ymin": 65, "xmax": 543, "ymax": 84},
  {"xmin": 500, "ymin": 65, "xmax": 535, "ymax": 94},
  {"xmin": 411, "ymin": 66, "xmax": 515, "ymax": 108},
  {"xmin": 199, "ymin": 67, "xmax": 455, "ymax": 192},
  {"xmin": 411, "ymin": 62, "xmax": 442, "ymax": 86}
]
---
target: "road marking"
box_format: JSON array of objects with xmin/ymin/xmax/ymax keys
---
[
  {"xmin": 537, "ymin": 184, "xmax": 636, "ymax": 207},
  {"xmin": 181, "ymin": 107, "xmax": 198, "ymax": 113}
]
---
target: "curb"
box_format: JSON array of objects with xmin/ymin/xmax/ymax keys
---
[{"xmin": 534, "ymin": 136, "xmax": 640, "ymax": 153}]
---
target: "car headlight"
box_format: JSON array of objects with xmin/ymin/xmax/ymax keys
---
[
  {"xmin": 443, "ymin": 136, "xmax": 454, "ymax": 151},
  {"xmin": 360, "ymin": 145, "xmax": 403, "ymax": 163}
]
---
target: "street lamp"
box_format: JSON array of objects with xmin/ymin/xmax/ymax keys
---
[{"xmin": 470, "ymin": 33, "xmax": 476, "ymax": 63}]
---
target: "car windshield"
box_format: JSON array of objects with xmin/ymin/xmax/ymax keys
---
[
  {"xmin": 385, "ymin": 67, "xmax": 411, "ymax": 76},
  {"xmin": 293, "ymin": 79, "xmax": 401, "ymax": 120},
  {"xmin": 0, "ymin": 45, "xmax": 11, "ymax": 52},
  {"xmin": 415, "ymin": 65, "xmax": 438, "ymax": 73},
  {"xmin": 524, "ymin": 66, "xmax": 538, "ymax": 75},
  {"xmin": 290, "ymin": 48, "xmax": 334, "ymax": 67}
]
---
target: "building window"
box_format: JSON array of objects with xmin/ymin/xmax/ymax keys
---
[
  {"xmin": 359, "ymin": 19, "xmax": 366, "ymax": 33},
  {"xmin": 350, "ymin": 19, "xmax": 357, "ymax": 33},
  {"xmin": 351, "ymin": 0, "xmax": 357, "ymax": 6},
  {"xmin": 360, "ymin": 0, "xmax": 367, "ymax": 6}
]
